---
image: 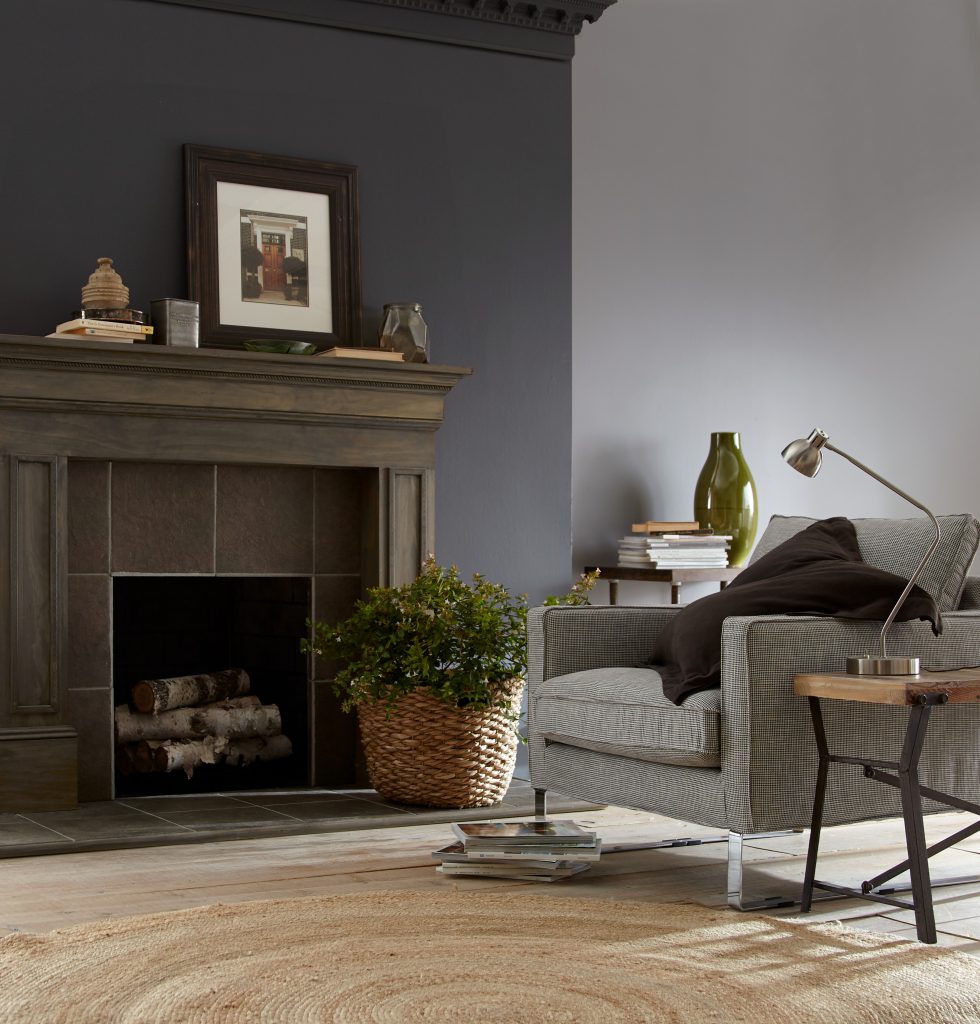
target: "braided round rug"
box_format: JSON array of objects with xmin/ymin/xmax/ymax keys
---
[{"xmin": 1, "ymin": 889, "xmax": 978, "ymax": 1023}]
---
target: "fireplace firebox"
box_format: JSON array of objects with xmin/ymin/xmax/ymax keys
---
[{"xmin": 113, "ymin": 575, "xmax": 312, "ymax": 797}]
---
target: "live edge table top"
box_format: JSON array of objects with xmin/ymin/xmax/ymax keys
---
[{"xmin": 794, "ymin": 667, "xmax": 980, "ymax": 707}]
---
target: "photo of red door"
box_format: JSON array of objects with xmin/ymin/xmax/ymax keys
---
[{"xmin": 261, "ymin": 233, "xmax": 286, "ymax": 291}]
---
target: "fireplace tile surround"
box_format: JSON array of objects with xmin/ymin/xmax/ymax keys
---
[{"xmin": 0, "ymin": 334, "xmax": 469, "ymax": 813}]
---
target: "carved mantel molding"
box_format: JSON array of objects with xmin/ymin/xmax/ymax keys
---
[{"xmin": 352, "ymin": 0, "xmax": 616, "ymax": 37}]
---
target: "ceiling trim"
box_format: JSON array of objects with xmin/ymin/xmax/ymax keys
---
[{"xmin": 143, "ymin": 0, "xmax": 617, "ymax": 60}]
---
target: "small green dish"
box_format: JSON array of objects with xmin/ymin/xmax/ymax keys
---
[{"xmin": 244, "ymin": 340, "xmax": 317, "ymax": 355}]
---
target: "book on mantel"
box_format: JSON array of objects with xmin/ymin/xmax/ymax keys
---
[
  {"xmin": 46, "ymin": 331, "xmax": 139, "ymax": 344},
  {"xmin": 57, "ymin": 317, "xmax": 154, "ymax": 336},
  {"xmin": 316, "ymin": 346, "xmax": 403, "ymax": 361},
  {"xmin": 48, "ymin": 317, "xmax": 154, "ymax": 344}
]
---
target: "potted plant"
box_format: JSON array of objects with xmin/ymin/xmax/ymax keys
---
[
  {"xmin": 241, "ymin": 246, "xmax": 264, "ymax": 299},
  {"xmin": 281, "ymin": 255, "xmax": 308, "ymax": 303},
  {"xmin": 303, "ymin": 558, "xmax": 597, "ymax": 808}
]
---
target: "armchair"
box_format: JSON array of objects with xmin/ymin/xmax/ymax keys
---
[{"xmin": 527, "ymin": 514, "xmax": 980, "ymax": 908}]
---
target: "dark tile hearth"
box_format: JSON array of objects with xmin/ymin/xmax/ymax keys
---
[{"xmin": 0, "ymin": 779, "xmax": 599, "ymax": 859}]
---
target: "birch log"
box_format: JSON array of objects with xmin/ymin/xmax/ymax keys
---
[
  {"xmin": 153, "ymin": 736, "xmax": 224, "ymax": 777},
  {"xmin": 130, "ymin": 668, "xmax": 251, "ymax": 714},
  {"xmin": 223, "ymin": 734, "xmax": 293, "ymax": 767},
  {"xmin": 114, "ymin": 700, "xmax": 280, "ymax": 744},
  {"xmin": 153, "ymin": 734, "xmax": 292, "ymax": 775}
]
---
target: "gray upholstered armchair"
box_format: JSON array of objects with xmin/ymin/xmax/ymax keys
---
[{"xmin": 527, "ymin": 515, "xmax": 980, "ymax": 908}]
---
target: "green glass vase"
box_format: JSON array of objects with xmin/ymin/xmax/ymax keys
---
[{"xmin": 693, "ymin": 432, "xmax": 758, "ymax": 566}]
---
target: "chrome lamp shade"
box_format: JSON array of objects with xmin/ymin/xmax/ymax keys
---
[{"xmin": 781, "ymin": 429, "xmax": 941, "ymax": 676}]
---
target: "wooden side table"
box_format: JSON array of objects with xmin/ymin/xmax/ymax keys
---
[
  {"xmin": 793, "ymin": 668, "xmax": 980, "ymax": 943},
  {"xmin": 585, "ymin": 565, "xmax": 741, "ymax": 605}
]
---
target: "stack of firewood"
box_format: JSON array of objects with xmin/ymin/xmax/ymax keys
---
[{"xmin": 115, "ymin": 668, "xmax": 292, "ymax": 779}]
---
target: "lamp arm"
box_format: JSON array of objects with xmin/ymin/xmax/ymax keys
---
[{"xmin": 824, "ymin": 441, "xmax": 941, "ymax": 658}]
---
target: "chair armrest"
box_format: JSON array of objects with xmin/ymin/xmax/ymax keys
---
[
  {"xmin": 527, "ymin": 604, "xmax": 681, "ymax": 687},
  {"xmin": 718, "ymin": 611, "xmax": 980, "ymax": 833}
]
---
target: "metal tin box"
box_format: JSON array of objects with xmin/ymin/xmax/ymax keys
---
[{"xmin": 150, "ymin": 298, "xmax": 199, "ymax": 348}]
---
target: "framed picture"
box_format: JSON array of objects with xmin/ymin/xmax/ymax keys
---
[{"xmin": 184, "ymin": 145, "xmax": 361, "ymax": 350}]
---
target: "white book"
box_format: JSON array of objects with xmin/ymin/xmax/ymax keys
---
[
  {"xmin": 654, "ymin": 552, "xmax": 728, "ymax": 560},
  {"xmin": 661, "ymin": 534, "xmax": 732, "ymax": 542},
  {"xmin": 653, "ymin": 555, "xmax": 728, "ymax": 563},
  {"xmin": 653, "ymin": 562, "xmax": 728, "ymax": 568}
]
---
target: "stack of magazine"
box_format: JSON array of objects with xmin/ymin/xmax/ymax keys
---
[
  {"xmin": 433, "ymin": 820, "xmax": 600, "ymax": 882},
  {"xmin": 618, "ymin": 520, "xmax": 731, "ymax": 568}
]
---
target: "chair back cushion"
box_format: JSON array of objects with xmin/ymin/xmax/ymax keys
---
[{"xmin": 751, "ymin": 514, "xmax": 980, "ymax": 612}]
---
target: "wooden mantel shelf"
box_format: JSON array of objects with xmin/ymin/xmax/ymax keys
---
[{"xmin": 0, "ymin": 334, "xmax": 472, "ymax": 450}]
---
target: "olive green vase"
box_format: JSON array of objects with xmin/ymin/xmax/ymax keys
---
[{"xmin": 693, "ymin": 432, "xmax": 758, "ymax": 566}]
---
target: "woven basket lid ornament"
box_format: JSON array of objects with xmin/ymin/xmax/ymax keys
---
[{"xmin": 81, "ymin": 257, "xmax": 129, "ymax": 310}]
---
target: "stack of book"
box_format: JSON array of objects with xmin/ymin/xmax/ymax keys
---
[
  {"xmin": 618, "ymin": 520, "xmax": 731, "ymax": 568},
  {"xmin": 47, "ymin": 317, "xmax": 154, "ymax": 344},
  {"xmin": 433, "ymin": 820, "xmax": 601, "ymax": 881}
]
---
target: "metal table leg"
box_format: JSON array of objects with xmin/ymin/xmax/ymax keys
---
[
  {"xmin": 800, "ymin": 696, "xmax": 829, "ymax": 914},
  {"xmin": 896, "ymin": 703, "xmax": 937, "ymax": 943},
  {"xmin": 799, "ymin": 694, "xmax": 943, "ymax": 943}
]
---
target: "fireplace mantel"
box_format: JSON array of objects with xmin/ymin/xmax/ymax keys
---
[
  {"xmin": 0, "ymin": 333, "xmax": 470, "ymax": 811},
  {"xmin": 0, "ymin": 334, "xmax": 470, "ymax": 464}
]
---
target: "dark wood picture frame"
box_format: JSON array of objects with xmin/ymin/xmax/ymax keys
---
[{"xmin": 184, "ymin": 145, "xmax": 361, "ymax": 350}]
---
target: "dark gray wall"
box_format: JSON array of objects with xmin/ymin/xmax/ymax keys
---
[{"xmin": 0, "ymin": 0, "xmax": 572, "ymax": 600}]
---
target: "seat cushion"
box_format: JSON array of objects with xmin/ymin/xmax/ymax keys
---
[
  {"xmin": 533, "ymin": 666, "xmax": 721, "ymax": 768},
  {"xmin": 751, "ymin": 514, "xmax": 980, "ymax": 612}
]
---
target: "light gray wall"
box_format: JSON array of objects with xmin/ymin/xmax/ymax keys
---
[{"xmin": 572, "ymin": 0, "xmax": 980, "ymax": 603}]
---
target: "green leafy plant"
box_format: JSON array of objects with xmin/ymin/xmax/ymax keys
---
[{"xmin": 302, "ymin": 559, "xmax": 598, "ymax": 715}]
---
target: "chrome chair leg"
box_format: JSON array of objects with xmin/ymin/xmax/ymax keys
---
[
  {"xmin": 533, "ymin": 787, "xmax": 547, "ymax": 818},
  {"xmin": 727, "ymin": 830, "xmax": 798, "ymax": 911}
]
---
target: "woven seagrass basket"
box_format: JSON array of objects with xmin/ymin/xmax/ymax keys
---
[{"xmin": 356, "ymin": 679, "xmax": 525, "ymax": 808}]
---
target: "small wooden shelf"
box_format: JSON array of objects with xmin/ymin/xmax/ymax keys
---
[{"xmin": 585, "ymin": 565, "xmax": 741, "ymax": 605}]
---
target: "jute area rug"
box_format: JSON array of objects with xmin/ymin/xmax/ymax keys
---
[{"xmin": 1, "ymin": 890, "xmax": 978, "ymax": 1023}]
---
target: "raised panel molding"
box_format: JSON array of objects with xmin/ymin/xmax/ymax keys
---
[
  {"xmin": 7, "ymin": 455, "xmax": 66, "ymax": 716},
  {"xmin": 387, "ymin": 468, "xmax": 434, "ymax": 586}
]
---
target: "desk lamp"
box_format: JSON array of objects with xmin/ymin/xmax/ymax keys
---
[{"xmin": 781, "ymin": 428, "xmax": 941, "ymax": 676}]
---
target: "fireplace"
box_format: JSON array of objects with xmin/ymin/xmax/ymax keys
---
[
  {"xmin": 112, "ymin": 575, "xmax": 312, "ymax": 797},
  {"xmin": 0, "ymin": 334, "xmax": 468, "ymax": 811}
]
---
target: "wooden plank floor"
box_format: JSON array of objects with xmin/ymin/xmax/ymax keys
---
[{"xmin": 2, "ymin": 805, "xmax": 979, "ymax": 953}]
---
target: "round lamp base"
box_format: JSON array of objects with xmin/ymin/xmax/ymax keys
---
[{"xmin": 846, "ymin": 655, "xmax": 920, "ymax": 676}]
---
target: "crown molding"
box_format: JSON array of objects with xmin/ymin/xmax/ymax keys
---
[
  {"xmin": 352, "ymin": 0, "xmax": 614, "ymax": 37},
  {"xmin": 142, "ymin": 0, "xmax": 617, "ymax": 59}
]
